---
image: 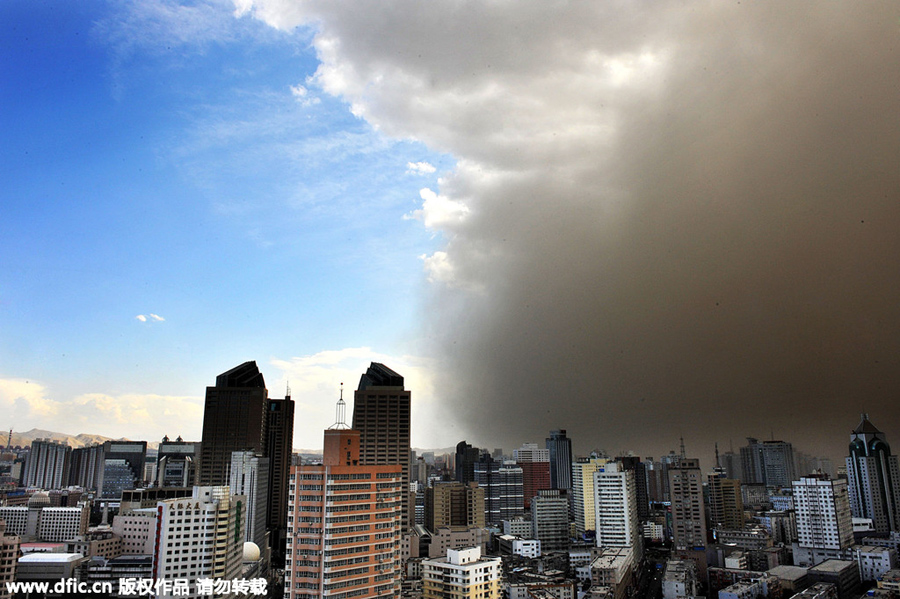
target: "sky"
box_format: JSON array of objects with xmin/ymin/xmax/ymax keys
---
[{"xmin": 3, "ymin": 1, "xmax": 900, "ymax": 468}]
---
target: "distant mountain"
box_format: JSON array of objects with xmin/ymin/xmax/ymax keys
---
[{"xmin": 0, "ymin": 427, "xmax": 158, "ymax": 450}]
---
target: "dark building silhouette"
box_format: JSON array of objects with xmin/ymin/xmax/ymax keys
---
[
  {"xmin": 847, "ymin": 414, "xmax": 900, "ymax": 533},
  {"xmin": 619, "ymin": 455, "xmax": 650, "ymax": 520},
  {"xmin": 352, "ymin": 362, "xmax": 411, "ymax": 530},
  {"xmin": 266, "ymin": 392, "xmax": 294, "ymax": 565},
  {"xmin": 156, "ymin": 436, "xmax": 198, "ymax": 487},
  {"xmin": 100, "ymin": 441, "xmax": 147, "ymax": 499},
  {"xmin": 455, "ymin": 441, "xmax": 480, "ymax": 485},
  {"xmin": 546, "ymin": 429, "xmax": 573, "ymax": 492},
  {"xmin": 474, "ymin": 452, "xmax": 525, "ymax": 525},
  {"xmin": 197, "ymin": 361, "xmax": 269, "ymax": 487}
]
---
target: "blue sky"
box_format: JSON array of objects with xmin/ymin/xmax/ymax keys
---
[{"xmin": 1, "ymin": 0, "xmax": 452, "ymax": 449}]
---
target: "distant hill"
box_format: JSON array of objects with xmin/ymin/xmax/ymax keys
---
[{"xmin": 0, "ymin": 427, "xmax": 156, "ymax": 450}]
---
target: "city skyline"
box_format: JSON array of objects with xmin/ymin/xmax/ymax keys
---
[{"xmin": 3, "ymin": 1, "xmax": 900, "ymax": 467}]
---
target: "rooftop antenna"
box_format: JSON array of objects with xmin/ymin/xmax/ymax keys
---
[
  {"xmin": 285, "ymin": 381, "xmax": 291, "ymax": 400},
  {"xmin": 328, "ymin": 383, "xmax": 350, "ymax": 430},
  {"xmin": 6, "ymin": 429, "xmax": 11, "ymax": 451},
  {"xmin": 679, "ymin": 436, "xmax": 686, "ymax": 458},
  {"xmin": 715, "ymin": 442, "xmax": 720, "ymax": 468}
]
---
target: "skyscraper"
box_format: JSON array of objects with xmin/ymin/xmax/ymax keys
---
[
  {"xmin": 846, "ymin": 414, "xmax": 900, "ymax": 533},
  {"xmin": 514, "ymin": 443, "xmax": 551, "ymax": 509},
  {"xmin": 352, "ymin": 362, "xmax": 411, "ymax": 530},
  {"xmin": 265, "ymin": 391, "xmax": 294, "ymax": 564},
  {"xmin": 197, "ymin": 361, "xmax": 268, "ymax": 487},
  {"xmin": 456, "ymin": 441, "xmax": 480, "ymax": 485},
  {"xmin": 572, "ymin": 455, "xmax": 609, "ymax": 535},
  {"xmin": 707, "ymin": 468, "xmax": 744, "ymax": 530},
  {"xmin": 23, "ymin": 440, "xmax": 70, "ymax": 490},
  {"xmin": 474, "ymin": 454, "xmax": 525, "ymax": 525},
  {"xmin": 740, "ymin": 438, "xmax": 795, "ymax": 488},
  {"xmin": 286, "ymin": 425, "xmax": 402, "ymax": 598},
  {"xmin": 668, "ymin": 458, "xmax": 707, "ymax": 551},
  {"xmin": 792, "ymin": 474, "xmax": 853, "ymax": 567},
  {"xmin": 546, "ymin": 430, "xmax": 573, "ymax": 493},
  {"xmin": 594, "ymin": 462, "xmax": 641, "ymax": 553},
  {"xmin": 425, "ymin": 482, "xmax": 485, "ymax": 531}
]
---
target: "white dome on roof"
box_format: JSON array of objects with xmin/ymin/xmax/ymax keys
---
[
  {"xmin": 28, "ymin": 492, "xmax": 50, "ymax": 508},
  {"xmin": 242, "ymin": 542, "xmax": 260, "ymax": 562}
]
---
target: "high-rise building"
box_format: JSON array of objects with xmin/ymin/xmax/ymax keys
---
[
  {"xmin": 156, "ymin": 436, "xmax": 198, "ymax": 488},
  {"xmin": 594, "ymin": 462, "xmax": 641, "ymax": 554},
  {"xmin": 23, "ymin": 440, "xmax": 70, "ymax": 490},
  {"xmin": 352, "ymin": 362, "xmax": 411, "ymax": 531},
  {"xmin": 422, "ymin": 546, "xmax": 501, "ymax": 599},
  {"xmin": 572, "ymin": 455, "xmax": 609, "ymax": 535},
  {"xmin": 846, "ymin": 414, "xmax": 900, "ymax": 533},
  {"xmin": 152, "ymin": 486, "xmax": 245, "ymax": 598},
  {"xmin": 265, "ymin": 391, "xmax": 295, "ymax": 565},
  {"xmin": 792, "ymin": 474, "xmax": 854, "ymax": 567},
  {"xmin": 425, "ymin": 482, "xmax": 485, "ymax": 532},
  {"xmin": 474, "ymin": 455, "xmax": 525, "ymax": 525},
  {"xmin": 668, "ymin": 458, "xmax": 707, "ymax": 551},
  {"xmin": 68, "ymin": 444, "xmax": 104, "ymax": 491},
  {"xmin": 197, "ymin": 361, "xmax": 269, "ymax": 487},
  {"xmin": 708, "ymin": 469, "xmax": 744, "ymax": 530},
  {"xmin": 618, "ymin": 456, "xmax": 650, "ymax": 520},
  {"xmin": 531, "ymin": 489, "xmax": 569, "ymax": 551},
  {"xmin": 100, "ymin": 441, "xmax": 147, "ymax": 499},
  {"xmin": 229, "ymin": 451, "xmax": 269, "ymax": 559},
  {"xmin": 514, "ymin": 443, "xmax": 551, "ymax": 510},
  {"xmin": 456, "ymin": 441, "xmax": 480, "ymax": 485},
  {"xmin": 740, "ymin": 438, "xmax": 796, "ymax": 488},
  {"xmin": 286, "ymin": 423, "xmax": 402, "ymax": 598},
  {"xmin": 546, "ymin": 430, "xmax": 573, "ymax": 493}
]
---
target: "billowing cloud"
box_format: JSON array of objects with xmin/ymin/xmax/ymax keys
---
[
  {"xmin": 269, "ymin": 348, "xmax": 441, "ymax": 450},
  {"xmin": 405, "ymin": 188, "xmax": 469, "ymax": 231},
  {"xmin": 240, "ymin": 2, "xmax": 900, "ymax": 464},
  {"xmin": 0, "ymin": 377, "xmax": 201, "ymax": 440}
]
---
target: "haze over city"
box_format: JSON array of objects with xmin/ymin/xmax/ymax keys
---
[{"xmin": 3, "ymin": 1, "xmax": 900, "ymax": 467}]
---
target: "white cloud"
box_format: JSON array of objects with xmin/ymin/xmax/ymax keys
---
[
  {"xmin": 406, "ymin": 161, "xmax": 436, "ymax": 175},
  {"xmin": 0, "ymin": 378, "xmax": 202, "ymax": 440},
  {"xmin": 289, "ymin": 83, "xmax": 320, "ymax": 106},
  {"xmin": 405, "ymin": 188, "xmax": 469, "ymax": 230},
  {"xmin": 136, "ymin": 313, "xmax": 165, "ymax": 323}
]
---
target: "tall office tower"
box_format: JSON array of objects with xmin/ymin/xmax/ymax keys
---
[
  {"xmin": 707, "ymin": 469, "xmax": 745, "ymax": 530},
  {"xmin": 668, "ymin": 458, "xmax": 707, "ymax": 551},
  {"xmin": 846, "ymin": 414, "xmax": 900, "ymax": 533},
  {"xmin": 474, "ymin": 454, "xmax": 525, "ymax": 525},
  {"xmin": 740, "ymin": 438, "xmax": 796, "ymax": 488},
  {"xmin": 425, "ymin": 482, "xmax": 485, "ymax": 531},
  {"xmin": 197, "ymin": 361, "xmax": 269, "ymax": 487},
  {"xmin": 152, "ymin": 486, "xmax": 245, "ymax": 598},
  {"xmin": 721, "ymin": 450, "xmax": 742, "ymax": 481},
  {"xmin": 546, "ymin": 430, "xmax": 573, "ymax": 493},
  {"xmin": 69, "ymin": 444, "xmax": 104, "ymax": 491},
  {"xmin": 100, "ymin": 441, "xmax": 147, "ymax": 499},
  {"xmin": 594, "ymin": 462, "xmax": 641, "ymax": 556},
  {"xmin": 532, "ymin": 489, "xmax": 569, "ymax": 551},
  {"xmin": 23, "ymin": 440, "xmax": 71, "ymax": 490},
  {"xmin": 456, "ymin": 441, "xmax": 480, "ymax": 485},
  {"xmin": 645, "ymin": 459, "xmax": 666, "ymax": 503},
  {"xmin": 514, "ymin": 443, "xmax": 551, "ymax": 509},
  {"xmin": 422, "ymin": 546, "xmax": 501, "ymax": 599},
  {"xmin": 352, "ymin": 362, "xmax": 411, "ymax": 531},
  {"xmin": 571, "ymin": 455, "xmax": 609, "ymax": 535},
  {"xmin": 229, "ymin": 452, "xmax": 270, "ymax": 557},
  {"xmin": 266, "ymin": 391, "xmax": 294, "ymax": 565},
  {"xmin": 286, "ymin": 424, "xmax": 402, "ymax": 598},
  {"xmin": 156, "ymin": 436, "xmax": 198, "ymax": 487},
  {"xmin": 618, "ymin": 456, "xmax": 650, "ymax": 520},
  {"xmin": 792, "ymin": 474, "xmax": 854, "ymax": 567}
]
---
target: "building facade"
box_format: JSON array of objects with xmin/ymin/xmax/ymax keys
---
[{"xmin": 846, "ymin": 414, "xmax": 900, "ymax": 534}]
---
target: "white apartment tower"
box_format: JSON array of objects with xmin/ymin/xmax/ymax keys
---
[
  {"xmin": 422, "ymin": 546, "xmax": 501, "ymax": 599},
  {"xmin": 668, "ymin": 458, "xmax": 707, "ymax": 551},
  {"xmin": 594, "ymin": 462, "xmax": 641, "ymax": 553},
  {"xmin": 572, "ymin": 456, "xmax": 609, "ymax": 535},
  {"xmin": 792, "ymin": 475, "xmax": 854, "ymax": 567},
  {"xmin": 152, "ymin": 486, "xmax": 245, "ymax": 598}
]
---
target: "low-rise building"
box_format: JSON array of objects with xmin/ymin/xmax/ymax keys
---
[
  {"xmin": 807, "ymin": 560, "xmax": 860, "ymax": 599},
  {"xmin": 662, "ymin": 560, "xmax": 700, "ymax": 599},
  {"xmin": 422, "ymin": 546, "xmax": 501, "ymax": 599}
]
